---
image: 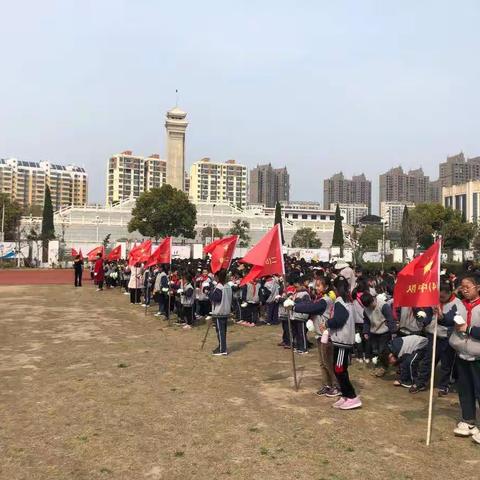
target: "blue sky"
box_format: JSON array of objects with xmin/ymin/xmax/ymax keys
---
[{"xmin": 1, "ymin": 0, "xmax": 480, "ymax": 211}]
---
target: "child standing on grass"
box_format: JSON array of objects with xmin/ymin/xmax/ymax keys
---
[
  {"xmin": 327, "ymin": 276, "xmax": 361, "ymax": 410},
  {"xmin": 449, "ymin": 274, "xmax": 480, "ymax": 444},
  {"xmin": 293, "ymin": 276, "xmax": 340, "ymax": 397}
]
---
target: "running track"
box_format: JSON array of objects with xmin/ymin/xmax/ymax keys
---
[{"xmin": 0, "ymin": 269, "xmax": 91, "ymax": 285}]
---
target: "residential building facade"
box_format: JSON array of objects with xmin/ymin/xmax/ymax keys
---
[
  {"xmin": 249, "ymin": 163, "xmax": 290, "ymax": 207},
  {"xmin": 323, "ymin": 172, "xmax": 371, "ymax": 212},
  {"xmin": 189, "ymin": 158, "xmax": 247, "ymax": 208},
  {"xmin": 0, "ymin": 158, "xmax": 87, "ymax": 211},
  {"xmin": 443, "ymin": 180, "xmax": 480, "ymax": 223}
]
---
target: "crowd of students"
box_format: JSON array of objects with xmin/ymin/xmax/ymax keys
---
[{"xmin": 75, "ymin": 252, "xmax": 480, "ymax": 442}]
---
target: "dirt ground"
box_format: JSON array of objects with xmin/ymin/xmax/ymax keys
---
[
  {"xmin": 0, "ymin": 268, "xmax": 89, "ymax": 285},
  {"xmin": 0, "ymin": 283, "xmax": 479, "ymax": 480}
]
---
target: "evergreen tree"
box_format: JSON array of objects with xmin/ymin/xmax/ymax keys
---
[
  {"xmin": 40, "ymin": 185, "xmax": 55, "ymax": 262},
  {"xmin": 331, "ymin": 204, "xmax": 344, "ymax": 249},
  {"xmin": 274, "ymin": 201, "xmax": 284, "ymax": 244},
  {"xmin": 400, "ymin": 205, "xmax": 414, "ymax": 251}
]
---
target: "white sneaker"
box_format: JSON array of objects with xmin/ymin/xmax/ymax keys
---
[
  {"xmin": 472, "ymin": 432, "xmax": 480, "ymax": 444},
  {"xmin": 154, "ymin": 312, "xmax": 163, "ymax": 317},
  {"xmin": 364, "ymin": 358, "xmax": 371, "ymax": 364},
  {"xmin": 123, "ymin": 292, "xmax": 130, "ymax": 295},
  {"xmin": 454, "ymin": 422, "xmax": 480, "ymax": 437}
]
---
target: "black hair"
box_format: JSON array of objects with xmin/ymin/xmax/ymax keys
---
[
  {"xmin": 216, "ymin": 269, "xmax": 227, "ymax": 284},
  {"xmin": 439, "ymin": 280, "xmax": 453, "ymax": 294},
  {"xmin": 360, "ymin": 292, "xmax": 375, "ymax": 309},
  {"xmin": 333, "ymin": 276, "xmax": 350, "ymax": 302}
]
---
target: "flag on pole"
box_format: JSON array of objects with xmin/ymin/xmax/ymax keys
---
[
  {"xmin": 71, "ymin": 248, "xmax": 84, "ymax": 260},
  {"xmin": 239, "ymin": 224, "xmax": 284, "ymax": 286},
  {"xmin": 204, "ymin": 235, "xmax": 238, "ymax": 273},
  {"xmin": 86, "ymin": 245, "xmax": 105, "ymax": 262},
  {"xmin": 393, "ymin": 240, "xmax": 441, "ymax": 308},
  {"xmin": 107, "ymin": 245, "xmax": 122, "ymax": 261},
  {"xmin": 145, "ymin": 237, "xmax": 172, "ymax": 267},
  {"xmin": 128, "ymin": 240, "xmax": 152, "ymax": 265}
]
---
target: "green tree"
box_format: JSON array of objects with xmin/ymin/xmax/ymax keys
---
[
  {"xmin": 400, "ymin": 205, "xmax": 414, "ymax": 251},
  {"xmin": 331, "ymin": 204, "xmax": 344, "ymax": 249},
  {"xmin": 274, "ymin": 201, "xmax": 284, "ymax": 244},
  {"xmin": 128, "ymin": 185, "xmax": 197, "ymax": 239},
  {"xmin": 442, "ymin": 210, "xmax": 476, "ymax": 249},
  {"xmin": 410, "ymin": 203, "xmax": 476, "ymax": 250},
  {"xmin": 102, "ymin": 233, "xmax": 111, "ymax": 250},
  {"xmin": 229, "ymin": 219, "xmax": 250, "ymax": 247},
  {"xmin": 359, "ymin": 225, "xmax": 383, "ymax": 251},
  {"xmin": 409, "ymin": 203, "xmax": 446, "ymax": 249},
  {"xmin": 291, "ymin": 227, "xmax": 322, "ymax": 248},
  {"xmin": 201, "ymin": 225, "xmax": 223, "ymax": 242},
  {"xmin": 0, "ymin": 194, "xmax": 22, "ymax": 241},
  {"xmin": 40, "ymin": 186, "xmax": 55, "ymax": 262},
  {"xmin": 41, "ymin": 186, "xmax": 55, "ymax": 241}
]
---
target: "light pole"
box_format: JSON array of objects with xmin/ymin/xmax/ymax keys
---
[
  {"xmin": 93, "ymin": 215, "xmax": 103, "ymax": 243},
  {"xmin": 211, "ymin": 203, "xmax": 216, "ymax": 242},
  {"xmin": 0, "ymin": 200, "xmax": 5, "ymax": 242},
  {"xmin": 381, "ymin": 218, "xmax": 389, "ymax": 272}
]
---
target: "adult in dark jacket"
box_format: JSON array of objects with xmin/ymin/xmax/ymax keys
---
[{"xmin": 73, "ymin": 255, "xmax": 83, "ymax": 287}]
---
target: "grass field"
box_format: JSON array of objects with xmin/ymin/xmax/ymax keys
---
[{"xmin": 0, "ymin": 282, "xmax": 478, "ymax": 479}]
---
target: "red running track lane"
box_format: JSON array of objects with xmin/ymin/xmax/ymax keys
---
[{"xmin": 0, "ymin": 269, "xmax": 92, "ymax": 286}]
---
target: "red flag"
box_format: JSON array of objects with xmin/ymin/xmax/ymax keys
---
[
  {"xmin": 128, "ymin": 240, "xmax": 152, "ymax": 265},
  {"xmin": 204, "ymin": 235, "xmax": 238, "ymax": 273},
  {"xmin": 239, "ymin": 224, "xmax": 284, "ymax": 286},
  {"xmin": 107, "ymin": 245, "xmax": 122, "ymax": 261},
  {"xmin": 393, "ymin": 240, "xmax": 441, "ymax": 308},
  {"xmin": 71, "ymin": 248, "xmax": 84, "ymax": 260},
  {"xmin": 145, "ymin": 237, "xmax": 172, "ymax": 267},
  {"xmin": 87, "ymin": 245, "xmax": 105, "ymax": 262}
]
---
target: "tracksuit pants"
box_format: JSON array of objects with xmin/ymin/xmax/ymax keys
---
[
  {"xmin": 292, "ymin": 320, "xmax": 307, "ymax": 352},
  {"xmin": 214, "ymin": 316, "xmax": 228, "ymax": 353},
  {"xmin": 416, "ymin": 334, "xmax": 455, "ymax": 389},
  {"xmin": 399, "ymin": 348, "xmax": 426, "ymax": 385},
  {"xmin": 333, "ymin": 346, "xmax": 356, "ymax": 399},
  {"xmin": 369, "ymin": 332, "xmax": 391, "ymax": 358},
  {"xmin": 183, "ymin": 305, "xmax": 194, "ymax": 326},
  {"xmin": 266, "ymin": 302, "xmax": 279, "ymax": 325},
  {"xmin": 130, "ymin": 288, "xmax": 141, "ymax": 304},
  {"xmin": 280, "ymin": 318, "xmax": 291, "ymax": 346},
  {"xmin": 456, "ymin": 357, "xmax": 480, "ymax": 423}
]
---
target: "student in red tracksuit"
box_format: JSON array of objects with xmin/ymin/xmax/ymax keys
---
[{"xmin": 93, "ymin": 253, "xmax": 105, "ymax": 291}]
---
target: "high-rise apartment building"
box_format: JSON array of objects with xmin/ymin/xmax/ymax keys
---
[
  {"xmin": 144, "ymin": 154, "xmax": 167, "ymax": 191},
  {"xmin": 323, "ymin": 172, "xmax": 371, "ymax": 212},
  {"xmin": 0, "ymin": 158, "xmax": 87, "ymax": 211},
  {"xmin": 439, "ymin": 152, "xmax": 480, "ymax": 187},
  {"xmin": 189, "ymin": 158, "xmax": 247, "ymax": 208},
  {"xmin": 249, "ymin": 164, "xmax": 290, "ymax": 208},
  {"xmin": 165, "ymin": 107, "xmax": 188, "ymax": 191},
  {"xmin": 379, "ymin": 166, "xmax": 436, "ymax": 208},
  {"xmin": 106, "ymin": 151, "xmax": 145, "ymax": 205}
]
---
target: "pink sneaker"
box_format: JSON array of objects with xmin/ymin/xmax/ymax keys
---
[
  {"xmin": 332, "ymin": 397, "xmax": 346, "ymax": 408},
  {"xmin": 339, "ymin": 397, "xmax": 362, "ymax": 410}
]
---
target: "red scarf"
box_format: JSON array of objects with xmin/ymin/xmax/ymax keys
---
[{"xmin": 462, "ymin": 297, "xmax": 480, "ymax": 326}]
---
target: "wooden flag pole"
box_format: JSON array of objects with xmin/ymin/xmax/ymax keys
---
[
  {"xmin": 287, "ymin": 313, "xmax": 299, "ymax": 391},
  {"xmin": 426, "ymin": 236, "xmax": 442, "ymax": 446},
  {"xmin": 200, "ymin": 318, "xmax": 212, "ymax": 350}
]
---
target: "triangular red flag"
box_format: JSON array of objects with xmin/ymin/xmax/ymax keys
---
[
  {"xmin": 393, "ymin": 240, "xmax": 441, "ymax": 308},
  {"xmin": 87, "ymin": 245, "xmax": 105, "ymax": 262},
  {"xmin": 71, "ymin": 247, "xmax": 79, "ymax": 258},
  {"xmin": 107, "ymin": 245, "xmax": 122, "ymax": 261},
  {"xmin": 204, "ymin": 235, "xmax": 238, "ymax": 273},
  {"xmin": 145, "ymin": 237, "xmax": 172, "ymax": 267},
  {"xmin": 239, "ymin": 224, "xmax": 284, "ymax": 285},
  {"xmin": 129, "ymin": 240, "xmax": 152, "ymax": 265},
  {"xmin": 78, "ymin": 248, "xmax": 84, "ymax": 260}
]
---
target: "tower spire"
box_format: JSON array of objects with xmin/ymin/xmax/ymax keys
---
[{"xmin": 175, "ymin": 89, "xmax": 179, "ymax": 107}]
